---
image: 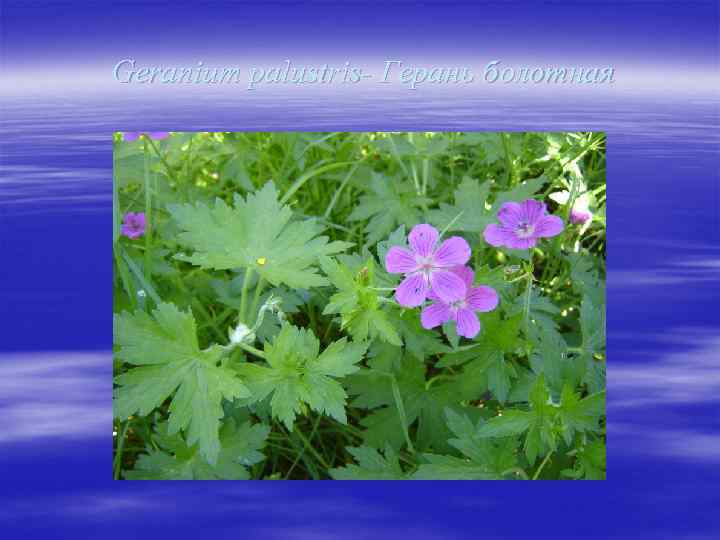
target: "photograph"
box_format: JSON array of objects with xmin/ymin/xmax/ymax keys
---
[
  {"xmin": 112, "ymin": 131, "xmax": 606, "ymax": 480},
  {"xmin": 3, "ymin": 0, "xmax": 719, "ymax": 536}
]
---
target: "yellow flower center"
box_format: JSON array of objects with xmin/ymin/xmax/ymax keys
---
[{"xmin": 257, "ymin": 257, "xmax": 267, "ymax": 266}]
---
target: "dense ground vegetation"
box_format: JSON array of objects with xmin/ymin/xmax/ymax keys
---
[{"xmin": 113, "ymin": 131, "xmax": 606, "ymax": 480}]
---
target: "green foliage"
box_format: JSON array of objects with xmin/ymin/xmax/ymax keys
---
[
  {"xmin": 348, "ymin": 350, "xmax": 479, "ymax": 452},
  {"xmin": 428, "ymin": 176, "xmax": 492, "ymax": 232},
  {"xmin": 237, "ymin": 325, "xmax": 368, "ymax": 429},
  {"xmin": 349, "ymin": 173, "xmax": 429, "ymax": 244},
  {"xmin": 113, "ymin": 303, "xmax": 250, "ymax": 464},
  {"xmin": 169, "ymin": 181, "xmax": 351, "ymax": 289},
  {"xmin": 562, "ymin": 439, "xmax": 606, "ymax": 480},
  {"xmin": 113, "ymin": 131, "xmax": 606, "ymax": 480},
  {"xmin": 330, "ymin": 445, "xmax": 409, "ymax": 480},
  {"xmin": 475, "ymin": 375, "xmax": 605, "ymax": 466},
  {"xmin": 413, "ymin": 409, "xmax": 518, "ymax": 479},
  {"xmin": 125, "ymin": 419, "xmax": 269, "ymax": 480},
  {"xmin": 320, "ymin": 256, "xmax": 402, "ymax": 346}
]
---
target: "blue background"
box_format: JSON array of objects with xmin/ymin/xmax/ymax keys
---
[{"xmin": 1, "ymin": 0, "xmax": 719, "ymax": 538}]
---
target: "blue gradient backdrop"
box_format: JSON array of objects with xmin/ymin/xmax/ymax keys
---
[{"xmin": 1, "ymin": 1, "xmax": 719, "ymax": 538}]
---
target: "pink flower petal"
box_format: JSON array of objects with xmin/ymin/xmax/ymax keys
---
[
  {"xmin": 522, "ymin": 199, "xmax": 546, "ymax": 224},
  {"xmin": 386, "ymin": 246, "xmax": 418, "ymax": 274},
  {"xmin": 121, "ymin": 212, "xmax": 146, "ymax": 239},
  {"xmin": 395, "ymin": 274, "xmax": 428, "ymax": 307},
  {"xmin": 483, "ymin": 224, "xmax": 509, "ymax": 247},
  {"xmin": 497, "ymin": 202, "xmax": 523, "ymax": 228},
  {"xmin": 467, "ymin": 286, "xmax": 499, "ymax": 312},
  {"xmin": 123, "ymin": 132, "xmax": 141, "ymax": 141},
  {"xmin": 434, "ymin": 236, "xmax": 471, "ymax": 267},
  {"xmin": 456, "ymin": 308, "xmax": 481, "ymax": 338},
  {"xmin": 570, "ymin": 210, "xmax": 592, "ymax": 225},
  {"xmin": 429, "ymin": 269, "xmax": 466, "ymax": 303},
  {"xmin": 451, "ymin": 265, "xmax": 475, "ymax": 289},
  {"xmin": 408, "ymin": 224, "xmax": 439, "ymax": 257},
  {"xmin": 535, "ymin": 215, "xmax": 564, "ymax": 238},
  {"xmin": 421, "ymin": 302, "xmax": 452, "ymax": 329},
  {"xmin": 505, "ymin": 234, "xmax": 537, "ymax": 250}
]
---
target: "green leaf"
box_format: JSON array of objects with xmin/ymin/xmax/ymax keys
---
[
  {"xmin": 348, "ymin": 354, "xmax": 478, "ymax": 452},
  {"xmin": 581, "ymin": 294, "xmax": 606, "ymax": 356},
  {"xmin": 440, "ymin": 313, "xmax": 522, "ymax": 403},
  {"xmin": 412, "ymin": 454, "xmax": 500, "ymax": 480},
  {"xmin": 461, "ymin": 133, "xmax": 505, "ymax": 164},
  {"xmin": 578, "ymin": 292, "xmax": 606, "ymax": 393},
  {"xmin": 528, "ymin": 322, "xmax": 568, "ymax": 392},
  {"xmin": 320, "ymin": 256, "xmax": 402, "ymax": 346},
  {"xmin": 238, "ymin": 325, "xmax": 368, "ymax": 429},
  {"xmin": 169, "ymin": 181, "xmax": 351, "ymax": 289},
  {"xmin": 567, "ymin": 253, "xmax": 604, "ymax": 307},
  {"xmin": 473, "ymin": 375, "xmax": 564, "ymax": 466},
  {"xmin": 114, "ymin": 146, "xmax": 157, "ymax": 188},
  {"xmin": 376, "ymin": 225, "xmax": 408, "ymax": 269},
  {"xmin": 443, "ymin": 408, "xmax": 518, "ymax": 475},
  {"xmin": 559, "ymin": 387, "xmax": 606, "ymax": 444},
  {"xmin": 125, "ymin": 418, "xmax": 269, "ymax": 480},
  {"xmin": 329, "ymin": 445, "xmax": 408, "ymax": 480},
  {"xmin": 510, "ymin": 288, "xmax": 561, "ymax": 338},
  {"xmin": 562, "ymin": 438, "xmax": 606, "ymax": 480},
  {"xmin": 473, "ymin": 264, "xmax": 510, "ymax": 298},
  {"xmin": 222, "ymin": 155, "xmax": 254, "ymax": 191},
  {"xmin": 486, "ymin": 353, "xmax": 517, "ymax": 404},
  {"xmin": 475, "ymin": 410, "xmax": 533, "ymax": 438},
  {"xmin": 348, "ymin": 173, "xmax": 427, "ymax": 244},
  {"xmin": 344, "ymin": 344, "xmax": 401, "ymax": 409},
  {"xmin": 427, "ymin": 176, "xmax": 492, "ymax": 233},
  {"xmin": 524, "ymin": 375, "xmax": 558, "ymax": 464},
  {"xmin": 391, "ymin": 309, "xmax": 450, "ymax": 361},
  {"xmin": 113, "ymin": 303, "xmax": 250, "ymax": 464},
  {"xmin": 491, "ymin": 175, "xmax": 547, "ymax": 211}
]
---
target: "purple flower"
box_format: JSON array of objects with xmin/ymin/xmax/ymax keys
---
[
  {"xmin": 570, "ymin": 209, "xmax": 592, "ymax": 225},
  {"xmin": 385, "ymin": 224, "xmax": 471, "ymax": 307},
  {"xmin": 483, "ymin": 199, "xmax": 564, "ymax": 250},
  {"xmin": 123, "ymin": 132, "xmax": 170, "ymax": 142},
  {"xmin": 421, "ymin": 266, "xmax": 498, "ymax": 339},
  {"xmin": 121, "ymin": 212, "xmax": 146, "ymax": 239}
]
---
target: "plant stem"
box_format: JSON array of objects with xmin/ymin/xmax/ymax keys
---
[
  {"xmin": 249, "ymin": 276, "xmax": 266, "ymax": 325},
  {"xmin": 388, "ymin": 135, "xmax": 410, "ymax": 178},
  {"xmin": 235, "ymin": 341, "xmax": 266, "ymax": 359},
  {"xmin": 532, "ymin": 451, "xmax": 553, "ymax": 480},
  {"xmin": 114, "ymin": 246, "xmax": 137, "ymax": 309},
  {"xmin": 364, "ymin": 368, "xmax": 414, "ymax": 453},
  {"xmin": 113, "ymin": 421, "xmax": 131, "ymax": 480},
  {"xmin": 388, "ymin": 374, "xmax": 415, "ymax": 454},
  {"xmin": 146, "ymin": 136, "xmax": 176, "ymax": 182},
  {"xmin": 112, "ymin": 151, "xmax": 120, "ymax": 245},
  {"xmin": 286, "ymin": 415, "xmax": 323, "ymax": 478},
  {"xmin": 501, "ymin": 133, "xmax": 515, "ymax": 185},
  {"xmin": 324, "ymin": 162, "xmax": 360, "ymax": 219},
  {"xmin": 410, "ymin": 161, "xmax": 421, "ymax": 195},
  {"xmin": 293, "ymin": 425, "xmax": 331, "ymax": 470},
  {"xmin": 142, "ymin": 139, "xmax": 153, "ymax": 283},
  {"xmin": 280, "ymin": 161, "xmax": 356, "ymax": 204},
  {"xmin": 239, "ymin": 267, "xmax": 255, "ymax": 324},
  {"xmin": 523, "ymin": 261, "xmax": 534, "ymax": 332},
  {"xmin": 438, "ymin": 210, "xmax": 465, "ymax": 239},
  {"xmin": 421, "ymin": 157, "xmax": 430, "ymax": 196}
]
